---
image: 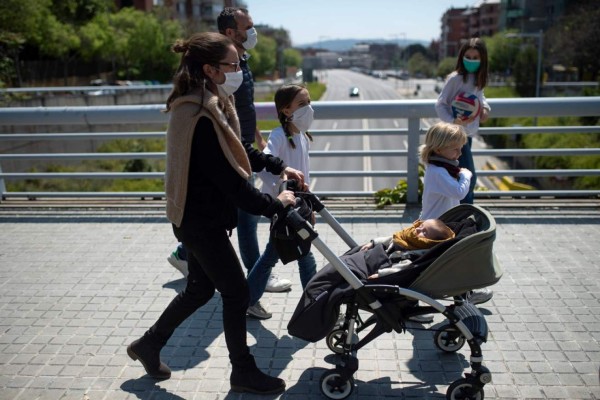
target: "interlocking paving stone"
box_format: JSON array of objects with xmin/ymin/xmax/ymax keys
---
[{"xmin": 1, "ymin": 204, "xmax": 599, "ymax": 399}]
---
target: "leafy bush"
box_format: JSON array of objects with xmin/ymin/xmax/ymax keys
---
[{"xmin": 374, "ymin": 170, "xmax": 424, "ymax": 209}]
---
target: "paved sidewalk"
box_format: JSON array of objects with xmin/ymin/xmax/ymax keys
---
[{"xmin": 0, "ymin": 202, "xmax": 599, "ymax": 400}]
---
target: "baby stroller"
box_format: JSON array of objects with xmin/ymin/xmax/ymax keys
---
[{"xmin": 273, "ymin": 182, "xmax": 502, "ymax": 400}]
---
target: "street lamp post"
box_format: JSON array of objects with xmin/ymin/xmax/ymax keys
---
[{"xmin": 534, "ymin": 31, "xmax": 543, "ymax": 98}]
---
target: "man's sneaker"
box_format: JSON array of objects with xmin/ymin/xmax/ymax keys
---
[
  {"xmin": 465, "ymin": 288, "xmax": 493, "ymax": 305},
  {"xmin": 264, "ymin": 274, "xmax": 292, "ymax": 292},
  {"xmin": 167, "ymin": 250, "xmax": 188, "ymax": 278},
  {"xmin": 408, "ymin": 314, "xmax": 434, "ymax": 323},
  {"xmin": 247, "ymin": 301, "xmax": 272, "ymax": 319}
]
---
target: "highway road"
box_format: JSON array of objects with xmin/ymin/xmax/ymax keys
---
[{"xmin": 308, "ymin": 69, "xmax": 439, "ymax": 194}]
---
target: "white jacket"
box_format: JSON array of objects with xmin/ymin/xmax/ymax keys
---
[{"xmin": 420, "ymin": 163, "xmax": 472, "ymax": 220}]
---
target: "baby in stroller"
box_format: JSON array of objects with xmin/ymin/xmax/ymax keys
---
[{"xmin": 358, "ymin": 218, "xmax": 456, "ymax": 278}]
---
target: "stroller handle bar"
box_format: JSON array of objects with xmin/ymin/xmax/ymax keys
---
[{"xmin": 280, "ymin": 180, "xmax": 358, "ymax": 249}]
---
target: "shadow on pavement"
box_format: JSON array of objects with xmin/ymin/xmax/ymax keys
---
[{"xmin": 120, "ymin": 378, "xmax": 187, "ymax": 400}]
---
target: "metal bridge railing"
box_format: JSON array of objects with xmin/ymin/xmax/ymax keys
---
[{"xmin": 1, "ymin": 97, "xmax": 599, "ymax": 203}]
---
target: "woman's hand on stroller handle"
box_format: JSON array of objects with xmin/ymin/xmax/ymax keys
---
[
  {"xmin": 278, "ymin": 178, "xmax": 307, "ymax": 194},
  {"xmin": 278, "ymin": 179, "xmax": 325, "ymax": 215},
  {"xmin": 277, "ymin": 190, "xmax": 296, "ymax": 208}
]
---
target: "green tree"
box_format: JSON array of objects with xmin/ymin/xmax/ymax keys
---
[
  {"xmin": 407, "ymin": 52, "xmax": 434, "ymax": 77},
  {"xmin": 0, "ymin": 0, "xmax": 49, "ymax": 42},
  {"xmin": 37, "ymin": 14, "xmax": 81, "ymax": 84},
  {"xmin": 436, "ymin": 57, "xmax": 455, "ymax": 79},
  {"xmin": 50, "ymin": 0, "xmax": 113, "ymax": 25},
  {"xmin": 80, "ymin": 8, "xmax": 181, "ymax": 82},
  {"xmin": 545, "ymin": 0, "xmax": 600, "ymax": 81},
  {"xmin": 513, "ymin": 44, "xmax": 538, "ymax": 97},
  {"xmin": 0, "ymin": 0, "xmax": 50, "ymax": 86},
  {"xmin": 248, "ymin": 34, "xmax": 276, "ymax": 78},
  {"xmin": 124, "ymin": 9, "xmax": 182, "ymax": 81},
  {"xmin": 0, "ymin": 33, "xmax": 25, "ymax": 87},
  {"xmin": 486, "ymin": 31, "xmax": 519, "ymax": 77},
  {"xmin": 405, "ymin": 44, "xmax": 431, "ymax": 60},
  {"xmin": 283, "ymin": 48, "xmax": 302, "ymax": 68}
]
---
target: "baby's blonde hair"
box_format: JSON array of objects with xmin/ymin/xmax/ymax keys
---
[
  {"xmin": 420, "ymin": 122, "xmax": 467, "ymax": 163},
  {"xmin": 426, "ymin": 219, "xmax": 455, "ymax": 240}
]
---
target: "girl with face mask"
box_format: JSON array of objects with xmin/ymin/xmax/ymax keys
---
[
  {"xmin": 126, "ymin": 32, "xmax": 302, "ymax": 396},
  {"xmin": 434, "ymin": 38, "xmax": 494, "ymax": 306},
  {"xmin": 247, "ymin": 84, "xmax": 317, "ymax": 320},
  {"xmin": 435, "ymin": 37, "xmax": 490, "ymax": 205}
]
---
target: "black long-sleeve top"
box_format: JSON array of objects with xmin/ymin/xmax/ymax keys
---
[{"xmin": 183, "ymin": 116, "xmax": 287, "ymax": 230}]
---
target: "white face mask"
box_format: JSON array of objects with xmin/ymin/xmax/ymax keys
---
[
  {"xmin": 217, "ymin": 70, "xmax": 243, "ymax": 98},
  {"xmin": 291, "ymin": 105, "xmax": 314, "ymax": 132},
  {"xmin": 242, "ymin": 27, "xmax": 258, "ymax": 50}
]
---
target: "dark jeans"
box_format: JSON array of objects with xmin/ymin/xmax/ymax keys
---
[
  {"xmin": 458, "ymin": 137, "xmax": 477, "ymax": 204},
  {"xmin": 236, "ymin": 208, "xmax": 260, "ymax": 271},
  {"xmin": 147, "ymin": 223, "xmax": 252, "ymax": 368}
]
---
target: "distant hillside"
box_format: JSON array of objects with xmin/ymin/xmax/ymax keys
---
[{"xmin": 294, "ymin": 38, "xmax": 429, "ymax": 51}]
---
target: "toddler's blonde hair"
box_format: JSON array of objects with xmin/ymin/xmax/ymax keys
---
[{"xmin": 420, "ymin": 122, "xmax": 467, "ymax": 164}]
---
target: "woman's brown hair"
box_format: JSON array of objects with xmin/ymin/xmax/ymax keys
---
[{"xmin": 165, "ymin": 32, "xmax": 233, "ymax": 112}]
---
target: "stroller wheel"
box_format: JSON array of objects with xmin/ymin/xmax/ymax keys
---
[
  {"xmin": 326, "ymin": 328, "xmax": 346, "ymax": 354},
  {"xmin": 435, "ymin": 325, "xmax": 466, "ymax": 353},
  {"xmin": 320, "ymin": 370, "xmax": 354, "ymax": 400},
  {"xmin": 446, "ymin": 378, "xmax": 484, "ymax": 399}
]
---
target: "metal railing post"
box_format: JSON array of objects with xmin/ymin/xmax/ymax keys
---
[
  {"xmin": 0, "ymin": 164, "xmax": 5, "ymax": 201},
  {"xmin": 406, "ymin": 117, "xmax": 421, "ymax": 204}
]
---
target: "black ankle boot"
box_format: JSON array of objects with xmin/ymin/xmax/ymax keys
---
[
  {"xmin": 127, "ymin": 337, "xmax": 171, "ymax": 379},
  {"xmin": 230, "ymin": 360, "xmax": 285, "ymax": 394}
]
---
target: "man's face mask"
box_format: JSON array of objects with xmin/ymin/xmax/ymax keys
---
[{"xmin": 241, "ymin": 27, "xmax": 258, "ymax": 50}]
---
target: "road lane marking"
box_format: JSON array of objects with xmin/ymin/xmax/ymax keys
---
[{"xmin": 311, "ymin": 141, "xmax": 330, "ymax": 191}]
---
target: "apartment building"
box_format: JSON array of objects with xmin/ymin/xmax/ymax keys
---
[
  {"xmin": 439, "ymin": 0, "xmax": 501, "ymax": 60},
  {"xmin": 439, "ymin": 0, "xmax": 569, "ymax": 60}
]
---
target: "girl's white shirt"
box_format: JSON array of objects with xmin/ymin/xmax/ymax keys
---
[
  {"xmin": 419, "ymin": 163, "xmax": 472, "ymax": 220},
  {"xmin": 258, "ymin": 126, "xmax": 311, "ymax": 197},
  {"xmin": 435, "ymin": 71, "xmax": 490, "ymax": 137}
]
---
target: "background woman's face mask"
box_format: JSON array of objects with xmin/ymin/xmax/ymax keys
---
[
  {"xmin": 217, "ymin": 70, "xmax": 243, "ymax": 97},
  {"xmin": 291, "ymin": 105, "xmax": 314, "ymax": 132}
]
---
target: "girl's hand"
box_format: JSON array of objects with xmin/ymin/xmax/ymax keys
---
[
  {"xmin": 277, "ymin": 190, "xmax": 296, "ymax": 207},
  {"xmin": 282, "ymin": 167, "xmax": 305, "ymax": 187},
  {"xmin": 480, "ymin": 108, "xmax": 489, "ymax": 123},
  {"xmin": 460, "ymin": 168, "xmax": 473, "ymax": 178}
]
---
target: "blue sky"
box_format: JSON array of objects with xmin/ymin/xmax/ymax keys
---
[{"xmin": 244, "ymin": 0, "xmax": 476, "ymax": 46}]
